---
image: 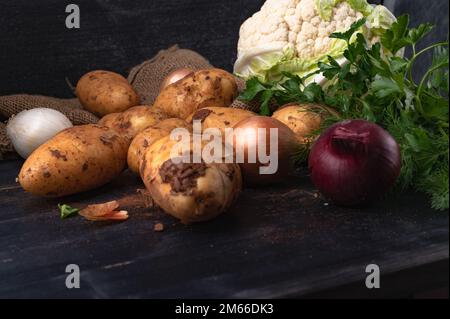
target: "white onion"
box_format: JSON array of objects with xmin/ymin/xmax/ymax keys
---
[{"xmin": 6, "ymin": 108, "xmax": 73, "ymax": 159}]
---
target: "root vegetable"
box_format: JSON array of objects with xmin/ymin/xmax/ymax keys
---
[
  {"xmin": 272, "ymin": 103, "xmax": 332, "ymax": 143},
  {"xmin": 6, "ymin": 108, "xmax": 73, "ymax": 159},
  {"xmin": 76, "ymin": 70, "xmax": 140, "ymax": 116},
  {"xmin": 18, "ymin": 125, "xmax": 129, "ymax": 197},
  {"xmin": 309, "ymin": 120, "xmax": 402, "ymax": 206},
  {"xmin": 127, "ymin": 118, "xmax": 190, "ymax": 174},
  {"xmin": 233, "ymin": 116, "xmax": 297, "ymax": 186},
  {"xmin": 98, "ymin": 105, "xmax": 168, "ymax": 141},
  {"xmin": 186, "ymin": 107, "xmax": 255, "ymax": 135},
  {"xmin": 140, "ymin": 135, "xmax": 242, "ymax": 224},
  {"xmin": 154, "ymin": 69, "xmax": 238, "ymax": 119}
]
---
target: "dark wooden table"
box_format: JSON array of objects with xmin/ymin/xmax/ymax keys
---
[
  {"xmin": 0, "ymin": 159, "xmax": 448, "ymax": 298},
  {"xmin": 0, "ymin": 0, "xmax": 449, "ymax": 298}
]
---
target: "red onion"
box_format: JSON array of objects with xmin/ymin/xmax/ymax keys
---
[
  {"xmin": 308, "ymin": 120, "xmax": 401, "ymax": 206},
  {"xmin": 233, "ymin": 116, "xmax": 297, "ymax": 186}
]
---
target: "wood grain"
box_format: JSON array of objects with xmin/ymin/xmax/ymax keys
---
[{"xmin": 0, "ymin": 159, "xmax": 448, "ymax": 298}]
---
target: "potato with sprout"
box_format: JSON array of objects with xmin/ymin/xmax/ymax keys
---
[{"xmin": 140, "ymin": 135, "xmax": 242, "ymax": 224}]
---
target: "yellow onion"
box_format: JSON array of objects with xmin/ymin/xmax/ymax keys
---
[
  {"xmin": 160, "ymin": 68, "xmax": 194, "ymax": 90},
  {"xmin": 233, "ymin": 116, "xmax": 297, "ymax": 186}
]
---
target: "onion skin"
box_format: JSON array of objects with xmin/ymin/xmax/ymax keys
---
[
  {"xmin": 6, "ymin": 108, "xmax": 73, "ymax": 159},
  {"xmin": 233, "ymin": 116, "xmax": 297, "ymax": 186},
  {"xmin": 160, "ymin": 68, "xmax": 194, "ymax": 90},
  {"xmin": 309, "ymin": 120, "xmax": 401, "ymax": 206}
]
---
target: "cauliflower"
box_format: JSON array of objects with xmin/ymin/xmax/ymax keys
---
[{"xmin": 234, "ymin": 0, "xmax": 396, "ymax": 82}]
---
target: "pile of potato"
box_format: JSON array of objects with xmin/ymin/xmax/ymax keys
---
[{"xmin": 18, "ymin": 68, "xmax": 326, "ymax": 224}]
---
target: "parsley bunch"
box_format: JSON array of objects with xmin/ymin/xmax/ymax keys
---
[{"xmin": 239, "ymin": 16, "xmax": 449, "ymax": 210}]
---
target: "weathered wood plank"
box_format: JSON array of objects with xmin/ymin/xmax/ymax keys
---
[
  {"xmin": 0, "ymin": 0, "xmax": 448, "ymax": 298},
  {"xmin": 0, "ymin": 159, "xmax": 448, "ymax": 298}
]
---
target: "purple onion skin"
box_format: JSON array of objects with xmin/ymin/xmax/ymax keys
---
[{"xmin": 308, "ymin": 120, "xmax": 402, "ymax": 207}]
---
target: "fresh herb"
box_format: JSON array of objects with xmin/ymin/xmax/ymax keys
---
[
  {"xmin": 239, "ymin": 16, "xmax": 449, "ymax": 210},
  {"xmin": 58, "ymin": 204, "xmax": 79, "ymax": 219}
]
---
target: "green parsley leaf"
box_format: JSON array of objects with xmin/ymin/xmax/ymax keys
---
[
  {"xmin": 408, "ymin": 23, "xmax": 434, "ymax": 44},
  {"xmin": 259, "ymin": 90, "xmax": 273, "ymax": 116},
  {"xmin": 58, "ymin": 204, "xmax": 79, "ymax": 219},
  {"xmin": 330, "ymin": 18, "xmax": 366, "ymax": 43},
  {"xmin": 381, "ymin": 14, "xmax": 410, "ymax": 54},
  {"xmin": 371, "ymin": 76, "xmax": 403, "ymax": 98},
  {"xmin": 238, "ymin": 77, "xmax": 267, "ymax": 101}
]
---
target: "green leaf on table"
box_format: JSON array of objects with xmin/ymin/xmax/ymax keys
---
[{"xmin": 58, "ymin": 204, "xmax": 79, "ymax": 219}]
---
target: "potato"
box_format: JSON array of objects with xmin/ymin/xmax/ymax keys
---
[
  {"xmin": 153, "ymin": 69, "xmax": 238, "ymax": 119},
  {"xmin": 18, "ymin": 125, "xmax": 129, "ymax": 197},
  {"xmin": 76, "ymin": 70, "xmax": 140, "ymax": 116},
  {"xmin": 140, "ymin": 135, "xmax": 242, "ymax": 224},
  {"xmin": 186, "ymin": 107, "xmax": 255, "ymax": 135},
  {"xmin": 272, "ymin": 103, "xmax": 328, "ymax": 143},
  {"xmin": 127, "ymin": 118, "xmax": 189, "ymax": 174},
  {"xmin": 97, "ymin": 112, "xmax": 122, "ymax": 128},
  {"xmin": 98, "ymin": 105, "xmax": 168, "ymax": 141}
]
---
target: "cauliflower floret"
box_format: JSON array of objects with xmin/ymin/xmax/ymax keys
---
[
  {"xmin": 237, "ymin": 0, "xmax": 294, "ymax": 56},
  {"xmin": 235, "ymin": 0, "xmax": 395, "ymax": 81},
  {"xmin": 239, "ymin": 0, "xmax": 364, "ymax": 60}
]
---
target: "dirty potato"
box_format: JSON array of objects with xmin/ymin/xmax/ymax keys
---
[
  {"xmin": 153, "ymin": 69, "xmax": 238, "ymax": 119},
  {"xmin": 98, "ymin": 105, "xmax": 168, "ymax": 141},
  {"xmin": 140, "ymin": 135, "xmax": 242, "ymax": 224},
  {"xmin": 127, "ymin": 118, "xmax": 189, "ymax": 174},
  {"xmin": 272, "ymin": 103, "xmax": 330, "ymax": 143},
  {"xmin": 186, "ymin": 106, "xmax": 255, "ymax": 135},
  {"xmin": 76, "ymin": 70, "xmax": 140, "ymax": 116},
  {"xmin": 18, "ymin": 125, "xmax": 129, "ymax": 197}
]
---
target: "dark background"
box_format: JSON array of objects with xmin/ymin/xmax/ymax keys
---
[
  {"xmin": 0, "ymin": 1, "xmax": 448, "ymax": 299},
  {"xmin": 0, "ymin": 0, "xmax": 448, "ymax": 98}
]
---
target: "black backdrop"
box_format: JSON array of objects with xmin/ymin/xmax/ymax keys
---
[{"xmin": 0, "ymin": 0, "xmax": 448, "ymax": 98}]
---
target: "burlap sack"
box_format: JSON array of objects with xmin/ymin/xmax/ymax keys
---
[
  {"xmin": 128, "ymin": 45, "xmax": 213, "ymax": 105},
  {"xmin": 0, "ymin": 96, "xmax": 99, "ymax": 158},
  {"xmin": 128, "ymin": 45, "xmax": 263, "ymax": 112},
  {"xmin": 0, "ymin": 45, "xmax": 258, "ymax": 158}
]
